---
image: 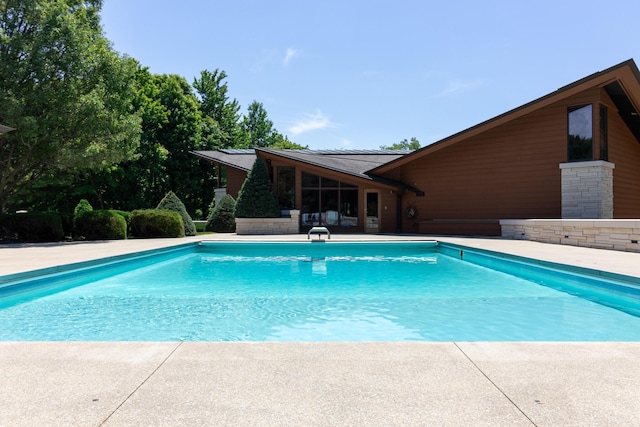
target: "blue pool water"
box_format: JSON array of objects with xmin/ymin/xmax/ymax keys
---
[{"xmin": 1, "ymin": 241, "xmax": 639, "ymax": 341}]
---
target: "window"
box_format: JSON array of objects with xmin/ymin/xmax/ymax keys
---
[
  {"xmin": 276, "ymin": 167, "xmax": 295, "ymax": 209},
  {"xmin": 301, "ymin": 172, "xmax": 358, "ymax": 227},
  {"xmin": 568, "ymin": 104, "xmax": 593, "ymax": 162}
]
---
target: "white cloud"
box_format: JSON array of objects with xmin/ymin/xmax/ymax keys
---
[
  {"xmin": 283, "ymin": 48, "xmax": 299, "ymax": 65},
  {"xmin": 434, "ymin": 79, "xmax": 484, "ymax": 98},
  {"xmin": 288, "ymin": 110, "xmax": 333, "ymax": 135}
]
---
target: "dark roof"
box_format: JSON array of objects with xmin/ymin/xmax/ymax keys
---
[
  {"xmin": 190, "ymin": 150, "xmax": 256, "ymax": 171},
  {"xmin": 369, "ymin": 58, "xmax": 640, "ymax": 175},
  {"xmin": 190, "ymin": 148, "xmax": 419, "ymax": 191},
  {"xmin": 258, "ymin": 149, "xmax": 410, "ymax": 180}
]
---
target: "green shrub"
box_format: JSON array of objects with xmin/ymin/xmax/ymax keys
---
[
  {"xmin": 234, "ymin": 158, "xmax": 280, "ymax": 218},
  {"xmin": 207, "ymin": 194, "xmax": 236, "ymax": 232},
  {"xmin": 129, "ymin": 209, "xmax": 185, "ymax": 238},
  {"xmin": 0, "ymin": 212, "xmax": 64, "ymax": 242},
  {"xmin": 110, "ymin": 210, "xmax": 132, "ymax": 225},
  {"xmin": 73, "ymin": 210, "xmax": 127, "ymax": 240},
  {"xmin": 204, "ymin": 197, "xmax": 216, "ymax": 230},
  {"xmin": 156, "ymin": 191, "xmax": 196, "ymax": 236},
  {"xmin": 73, "ymin": 199, "xmax": 93, "ymax": 217},
  {"xmin": 73, "ymin": 199, "xmax": 94, "ymax": 238}
]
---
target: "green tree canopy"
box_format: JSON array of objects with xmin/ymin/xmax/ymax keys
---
[
  {"xmin": 240, "ymin": 100, "xmax": 307, "ymax": 149},
  {"xmin": 380, "ymin": 137, "xmax": 421, "ymax": 150},
  {"xmin": 0, "ymin": 0, "xmax": 141, "ymax": 212},
  {"xmin": 193, "ymin": 69, "xmax": 242, "ymax": 148}
]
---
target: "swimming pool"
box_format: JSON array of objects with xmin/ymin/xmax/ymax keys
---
[{"xmin": 1, "ymin": 241, "xmax": 639, "ymax": 341}]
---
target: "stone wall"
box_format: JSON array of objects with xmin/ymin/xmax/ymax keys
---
[
  {"xmin": 501, "ymin": 219, "xmax": 640, "ymax": 253},
  {"xmin": 560, "ymin": 161, "xmax": 614, "ymax": 219},
  {"xmin": 235, "ymin": 210, "xmax": 300, "ymax": 235}
]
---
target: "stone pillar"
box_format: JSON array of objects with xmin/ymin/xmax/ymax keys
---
[
  {"xmin": 559, "ymin": 161, "xmax": 614, "ymax": 219},
  {"xmin": 214, "ymin": 188, "xmax": 227, "ymax": 205}
]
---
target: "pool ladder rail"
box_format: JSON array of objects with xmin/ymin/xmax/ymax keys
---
[{"xmin": 308, "ymin": 226, "xmax": 330, "ymax": 241}]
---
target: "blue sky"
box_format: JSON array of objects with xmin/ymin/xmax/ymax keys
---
[{"xmin": 100, "ymin": 0, "xmax": 640, "ymax": 150}]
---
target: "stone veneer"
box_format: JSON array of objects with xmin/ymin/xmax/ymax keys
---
[
  {"xmin": 235, "ymin": 210, "xmax": 300, "ymax": 235},
  {"xmin": 560, "ymin": 160, "xmax": 614, "ymax": 219},
  {"xmin": 501, "ymin": 219, "xmax": 640, "ymax": 253}
]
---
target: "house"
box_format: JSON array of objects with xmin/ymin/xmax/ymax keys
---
[
  {"xmin": 191, "ymin": 149, "xmax": 414, "ymax": 233},
  {"xmin": 193, "ymin": 59, "xmax": 640, "ymax": 236}
]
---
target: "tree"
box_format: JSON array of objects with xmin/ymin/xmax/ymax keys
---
[
  {"xmin": 240, "ymin": 100, "xmax": 307, "ymax": 149},
  {"xmin": 380, "ymin": 137, "xmax": 421, "ymax": 150},
  {"xmin": 269, "ymin": 132, "xmax": 308, "ymax": 149},
  {"xmin": 95, "ymin": 69, "xmax": 207, "ymax": 214},
  {"xmin": 193, "ymin": 69, "xmax": 242, "ymax": 148},
  {"xmin": 241, "ymin": 101, "xmax": 274, "ymax": 148},
  {"xmin": 234, "ymin": 159, "xmax": 280, "ymax": 218},
  {"xmin": 0, "ymin": 0, "xmax": 141, "ymax": 212}
]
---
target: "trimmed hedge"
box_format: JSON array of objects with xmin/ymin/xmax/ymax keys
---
[
  {"xmin": 207, "ymin": 194, "xmax": 236, "ymax": 232},
  {"xmin": 0, "ymin": 212, "xmax": 64, "ymax": 242},
  {"xmin": 156, "ymin": 191, "xmax": 196, "ymax": 236},
  {"xmin": 129, "ymin": 209, "xmax": 185, "ymax": 238},
  {"xmin": 73, "ymin": 210, "xmax": 127, "ymax": 240}
]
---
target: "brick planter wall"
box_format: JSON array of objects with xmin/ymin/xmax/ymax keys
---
[
  {"xmin": 235, "ymin": 210, "xmax": 300, "ymax": 235},
  {"xmin": 501, "ymin": 219, "xmax": 640, "ymax": 253}
]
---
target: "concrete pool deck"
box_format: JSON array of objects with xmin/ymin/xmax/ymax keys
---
[{"xmin": 1, "ymin": 234, "xmax": 640, "ymax": 426}]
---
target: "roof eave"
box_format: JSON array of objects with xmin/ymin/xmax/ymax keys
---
[
  {"xmin": 370, "ymin": 59, "xmax": 640, "ymax": 175},
  {"xmin": 190, "ymin": 150, "xmax": 253, "ymax": 172}
]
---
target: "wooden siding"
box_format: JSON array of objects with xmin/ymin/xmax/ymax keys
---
[
  {"xmin": 384, "ymin": 88, "xmax": 615, "ymax": 235},
  {"xmin": 606, "ymin": 88, "xmax": 640, "ymax": 217},
  {"xmin": 226, "ymin": 168, "xmax": 247, "ymax": 199}
]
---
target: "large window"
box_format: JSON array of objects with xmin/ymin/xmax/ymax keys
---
[
  {"xmin": 568, "ymin": 104, "xmax": 593, "ymax": 162},
  {"xmin": 276, "ymin": 166, "xmax": 295, "ymax": 209},
  {"xmin": 301, "ymin": 172, "xmax": 358, "ymax": 227}
]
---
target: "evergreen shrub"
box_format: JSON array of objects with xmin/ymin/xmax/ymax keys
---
[
  {"xmin": 234, "ymin": 159, "xmax": 280, "ymax": 218},
  {"xmin": 129, "ymin": 209, "xmax": 185, "ymax": 238},
  {"xmin": 156, "ymin": 191, "xmax": 196, "ymax": 236},
  {"xmin": 73, "ymin": 199, "xmax": 93, "ymax": 217},
  {"xmin": 73, "ymin": 199, "xmax": 94, "ymax": 238},
  {"xmin": 207, "ymin": 194, "xmax": 236, "ymax": 232},
  {"xmin": 73, "ymin": 210, "xmax": 127, "ymax": 240},
  {"xmin": 204, "ymin": 198, "xmax": 216, "ymax": 226},
  {"xmin": 0, "ymin": 212, "xmax": 64, "ymax": 242}
]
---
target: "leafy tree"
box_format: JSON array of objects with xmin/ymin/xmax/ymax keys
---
[
  {"xmin": 156, "ymin": 191, "xmax": 197, "ymax": 236},
  {"xmin": 380, "ymin": 137, "xmax": 421, "ymax": 150},
  {"xmin": 94, "ymin": 69, "xmax": 207, "ymax": 214},
  {"xmin": 234, "ymin": 159, "xmax": 280, "ymax": 218},
  {"xmin": 0, "ymin": 0, "xmax": 141, "ymax": 212},
  {"xmin": 269, "ymin": 133, "xmax": 308, "ymax": 149},
  {"xmin": 207, "ymin": 194, "xmax": 236, "ymax": 232},
  {"xmin": 193, "ymin": 69, "xmax": 242, "ymax": 148},
  {"xmin": 241, "ymin": 101, "xmax": 274, "ymax": 148}
]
